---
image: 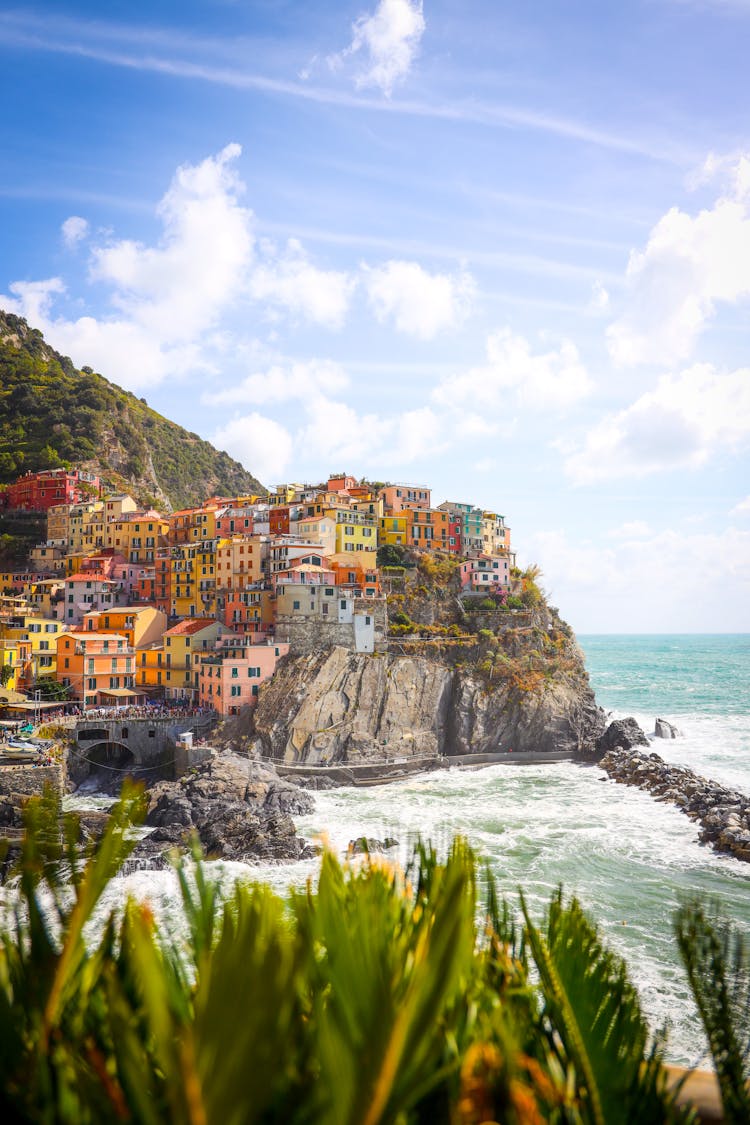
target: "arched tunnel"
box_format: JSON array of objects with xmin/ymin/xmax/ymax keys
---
[{"xmin": 75, "ymin": 739, "xmax": 140, "ymax": 793}]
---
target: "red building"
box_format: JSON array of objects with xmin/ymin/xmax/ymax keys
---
[
  {"xmin": 2, "ymin": 469, "xmax": 101, "ymax": 512},
  {"xmin": 269, "ymin": 506, "xmax": 291, "ymax": 535}
]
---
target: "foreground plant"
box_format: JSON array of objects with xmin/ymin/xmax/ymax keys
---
[{"xmin": 0, "ymin": 787, "xmax": 703, "ymax": 1122}]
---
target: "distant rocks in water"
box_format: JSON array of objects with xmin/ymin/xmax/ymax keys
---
[
  {"xmin": 347, "ymin": 835, "xmax": 399, "ymax": 856},
  {"xmin": 129, "ymin": 752, "xmax": 316, "ymax": 870},
  {"xmin": 594, "ymin": 717, "xmax": 650, "ymax": 757},
  {"xmin": 654, "ymin": 718, "xmax": 681, "ymax": 739},
  {"xmin": 598, "ymin": 746, "xmax": 750, "ymax": 863}
]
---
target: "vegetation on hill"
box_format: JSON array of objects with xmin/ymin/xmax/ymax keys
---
[
  {"xmin": 1, "ymin": 785, "xmax": 747, "ymax": 1121},
  {"xmin": 0, "ymin": 311, "xmax": 264, "ymax": 510}
]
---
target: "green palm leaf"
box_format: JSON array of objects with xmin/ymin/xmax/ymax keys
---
[
  {"xmin": 521, "ymin": 889, "xmax": 690, "ymax": 1124},
  {"xmin": 675, "ymin": 899, "xmax": 750, "ymax": 1125}
]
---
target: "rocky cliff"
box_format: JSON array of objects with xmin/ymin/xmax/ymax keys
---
[{"xmin": 250, "ymin": 612, "xmax": 604, "ymax": 766}]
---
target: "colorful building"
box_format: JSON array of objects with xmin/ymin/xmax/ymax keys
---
[
  {"xmin": 1, "ymin": 469, "xmax": 101, "ymax": 512},
  {"xmin": 57, "ymin": 631, "xmax": 141, "ymax": 708},
  {"xmin": 459, "ymin": 556, "xmax": 511, "ymax": 593},
  {"xmin": 380, "ymin": 484, "xmax": 432, "ymax": 513},
  {"xmin": 197, "ymin": 637, "xmax": 289, "ymax": 715},
  {"xmin": 404, "ymin": 508, "xmax": 460, "ymax": 553}
]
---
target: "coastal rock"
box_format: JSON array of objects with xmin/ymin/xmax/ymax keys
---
[
  {"xmin": 348, "ymin": 835, "xmax": 399, "ymax": 855},
  {"xmin": 654, "ymin": 718, "xmax": 681, "ymax": 739},
  {"xmin": 594, "ymin": 718, "xmax": 650, "ymax": 758},
  {"xmin": 250, "ymin": 642, "xmax": 605, "ymax": 766},
  {"xmin": 129, "ymin": 751, "xmax": 315, "ymax": 867},
  {"xmin": 597, "ymin": 745, "xmax": 750, "ymax": 863}
]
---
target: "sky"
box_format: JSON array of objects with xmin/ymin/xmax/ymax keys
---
[{"xmin": 1, "ymin": 0, "xmax": 749, "ymax": 633}]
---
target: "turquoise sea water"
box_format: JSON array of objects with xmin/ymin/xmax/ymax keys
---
[{"xmin": 90, "ymin": 634, "xmax": 750, "ymax": 1066}]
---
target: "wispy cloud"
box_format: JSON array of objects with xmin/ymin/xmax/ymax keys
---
[
  {"xmin": 256, "ymin": 220, "xmax": 623, "ymax": 284},
  {"xmin": 0, "ymin": 10, "xmax": 687, "ymax": 163}
]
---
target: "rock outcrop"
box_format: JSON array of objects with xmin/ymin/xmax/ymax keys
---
[
  {"xmin": 128, "ymin": 752, "xmax": 316, "ymax": 868},
  {"xmin": 250, "ymin": 642, "xmax": 605, "ymax": 765},
  {"xmin": 593, "ymin": 717, "xmax": 650, "ymax": 758},
  {"xmin": 654, "ymin": 718, "xmax": 681, "ymax": 739},
  {"xmin": 598, "ymin": 745, "xmax": 750, "ymax": 863}
]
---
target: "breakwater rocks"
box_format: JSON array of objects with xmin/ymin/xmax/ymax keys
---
[
  {"xmin": 598, "ymin": 742, "xmax": 750, "ymax": 863},
  {"xmin": 129, "ymin": 752, "xmax": 317, "ymax": 869}
]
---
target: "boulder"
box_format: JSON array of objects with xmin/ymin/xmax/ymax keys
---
[
  {"xmin": 130, "ymin": 751, "xmax": 316, "ymax": 867},
  {"xmin": 654, "ymin": 718, "xmax": 680, "ymax": 739},
  {"xmin": 595, "ymin": 718, "xmax": 650, "ymax": 757}
]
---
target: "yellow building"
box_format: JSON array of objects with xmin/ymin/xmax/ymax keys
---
[
  {"xmin": 0, "ymin": 614, "xmax": 66, "ymax": 687},
  {"xmin": 170, "ymin": 540, "xmax": 217, "ymax": 618},
  {"xmin": 137, "ymin": 618, "xmax": 228, "ymax": 700},
  {"xmin": 0, "ymin": 635, "xmax": 24, "ymax": 692},
  {"xmin": 108, "ymin": 512, "xmax": 169, "ymax": 564},
  {"xmin": 168, "ymin": 504, "xmax": 220, "ymax": 546},
  {"xmin": 215, "ymin": 536, "xmax": 267, "ymax": 592},
  {"xmin": 378, "ymin": 513, "xmax": 408, "ymax": 548},
  {"xmin": 81, "ymin": 606, "xmax": 167, "ymax": 650},
  {"xmin": 326, "ymin": 509, "xmax": 378, "ymax": 565},
  {"xmin": 481, "ymin": 511, "xmax": 511, "ymax": 557},
  {"xmin": 68, "ymin": 500, "xmax": 105, "ymax": 555}
]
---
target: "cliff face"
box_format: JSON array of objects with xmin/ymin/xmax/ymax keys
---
[{"xmin": 251, "ymin": 632, "xmax": 604, "ymax": 765}]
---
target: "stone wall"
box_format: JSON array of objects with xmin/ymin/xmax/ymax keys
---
[
  {"xmin": 0, "ymin": 765, "xmax": 65, "ymax": 799},
  {"xmin": 275, "ymin": 596, "xmax": 388, "ymax": 656}
]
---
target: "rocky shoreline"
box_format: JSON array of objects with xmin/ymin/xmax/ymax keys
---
[
  {"xmin": 126, "ymin": 752, "xmax": 317, "ymax": 869},
  {"xmin": 593, "ymin": 719, "xmax": 750, "ymax": 863}
]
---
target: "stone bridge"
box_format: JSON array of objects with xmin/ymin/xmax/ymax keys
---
[{"xmin": 67, "ymin": 714, "xmax": 216, "ymax": 786}]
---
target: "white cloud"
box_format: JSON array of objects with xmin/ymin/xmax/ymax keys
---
[
  {"xmin": 330, "ymin": 0, "xmax": 425, "ymax": 96},
  {"xmin": 1, "ymin": 144, "xmax": 253, "ymax": 389},
  {"xmin": 212, "ymin": 413, "xmax": 293, "ymax": 483},
  {"xmin": 566, "ymin": 363, "xmax": 750, "ymax": 483},
  {"xmin": 525, "ymin": 524, "xmax": 750, "ymax": 632},
  {"xmin": 588, "ymin": 279, "xmax": 610, "ymax": 313},
  {"xmin": 363, "ymin": 259, "xmax": 474, "ymax": 339},
  {"xmin": 433, "ymin": 328, "xmax": 592, "ymax": 412},
  {"xmin": 297, "ymin": 399, "xmax": 443, "ymax": 468},
  {"xmin": 61, "ymin": 216, "xmax": 89, "ymax": 248},
  {"xmin": 608, "ymin": 520, "xmax": 652, "ymax": 539},
  {"xmin": 730, "ymin": 496, "xmax": 750, "ymax": 518},
  {"xmin": 607, "ymin": 154, "xmax": 750, "ymax": 365},
  {"xmin": 249, "ymin": 239, "xmax": 355, "ymax": 329},
  {"xmin": 2, "ymin": 278, "xmax": 66, "ymax": 325},
  {"xmin": 203, "ymin": 359, "xmax": 350, "ymax": 406}
]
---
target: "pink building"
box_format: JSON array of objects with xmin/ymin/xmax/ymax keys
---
[
  {"xmin": 459, "ymin": 556, "xmax": 510, "ymax": 593},
  {"xmin": 61, "ymin": 572, "xmax": 125, "ymax": 624},
  {"xmin": 197, "ymin": 637, "xmax": 290, "ymax": 716}
]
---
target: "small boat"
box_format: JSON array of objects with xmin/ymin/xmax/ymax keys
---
[{"xmin": 0, "ymin": 744, "xmax": 42, "ymax": 761}]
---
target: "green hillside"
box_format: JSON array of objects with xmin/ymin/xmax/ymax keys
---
[{"xmin": 0, "ymin": 311, "xmax": 264, "ymax": 510}]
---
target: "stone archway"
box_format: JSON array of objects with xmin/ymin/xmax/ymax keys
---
[{"xmin": 76, "ymin": 739, "xmax": 139, "ymax": 793}]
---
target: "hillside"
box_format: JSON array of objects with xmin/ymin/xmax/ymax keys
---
[{"xmin": 0, "ymin": 311, "xmax": 264, "ymax": 510}]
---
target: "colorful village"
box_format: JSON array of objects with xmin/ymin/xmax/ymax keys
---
[{"xmin": 0, "ymin": 467, "xmax": 515, "ymax": 720}]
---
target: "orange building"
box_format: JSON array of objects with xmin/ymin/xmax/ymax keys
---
[{"xmin": 57, "ymin": 631, "xmax": 142, "ymax": 708}]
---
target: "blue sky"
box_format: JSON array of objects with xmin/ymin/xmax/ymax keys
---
[{"xmin": 1, "ymin": 0, "xmax": 749, "ymax": 632}]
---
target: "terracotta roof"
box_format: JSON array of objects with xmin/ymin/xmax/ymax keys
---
[
  {"xmin": 164, "ymin": 618, "xmax": 219, "ymax": 636},
  {"xmin": 67, "ymin": 572, "xmax": 111, "ymax": 583}
]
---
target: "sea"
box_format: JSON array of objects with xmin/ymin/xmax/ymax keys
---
[{"xmin": 86, "ymin": 634, "xmax": 750, "ymax": 1067}]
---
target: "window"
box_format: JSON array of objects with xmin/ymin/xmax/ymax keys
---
[
  {"xmin": 231, "ymin": 685, "xmax": 241, "ymax": 697},
  {"xmin": 231, "ymin": 667, "xmax": 238, "ymax": 678},
  {"xmin": 293, "ymin": 599, "xmax": 300, "ymax": 610},
  {"xmin": 365, "ymin": 616, "xmax": 371, "ymax": 625}
]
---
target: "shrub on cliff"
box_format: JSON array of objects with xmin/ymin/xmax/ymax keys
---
[{"xmin": 3, "ymin": 786, "xmax": 744, "ymax": 1123}]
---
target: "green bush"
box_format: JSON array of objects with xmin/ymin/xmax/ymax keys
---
[{"xmin": 0, "ymin": 786, "xmax": 740, "ymax": 1123}]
